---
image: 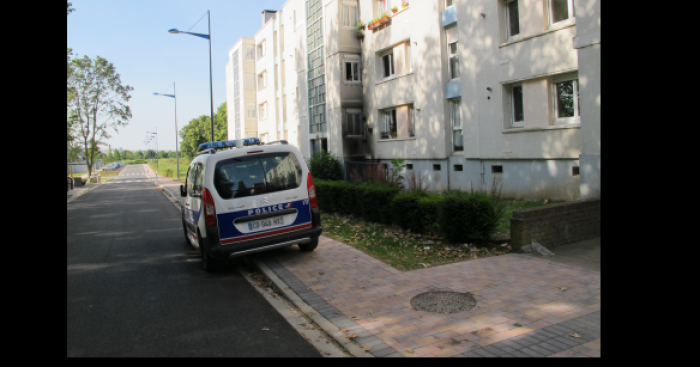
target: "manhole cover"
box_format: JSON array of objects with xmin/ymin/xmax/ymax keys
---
[{"xmin": 410, "ymin": 291, "xmax": 477, "ymax": 313}]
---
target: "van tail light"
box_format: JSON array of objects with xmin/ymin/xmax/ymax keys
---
[
  {"xmin": 202, "ymin": 188, "xmax": 218, "ymax": 227},
  {"xmin": 307, "ymin": 172, "xmax": 318, "ymax": 209}
]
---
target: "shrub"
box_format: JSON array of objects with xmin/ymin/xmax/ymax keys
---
[
  {"xmin": 308, "ymin": 151, "xmax": 343, "ymax": 181},
  {"xmin": 164, "ymin": 168, "xmax": 174, "ymax": 177},
  {"xmin": 125, "ymin": 159, "xmax": 145, "ymax": 164},
  {"xmin": 392, "ymin": 191, "xmax": 444, "ymax": 234},
  {"xmin": 356, "ymin": 182, "xmax": 400, "ymax": 224},
  {"xmin": 438, "ymin": 191, "xmax": 498, "ymax": 244},
  {"xmin": 418, "ymin": 194, "xmax": 443, "ymax": 234}
]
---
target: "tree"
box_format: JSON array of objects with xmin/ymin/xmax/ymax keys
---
[
  {"xmin": 158, "ymin": 150, "xmax": 168, "ymax": 159},
  {"xmin": 145, "ymin": 149, "xmax": 156, "ymax": 159},
  {"xmin": 68, "ymin": 55, "xmax": 133, "ymax": 177},
  {"xmin": 135, "ymin": 150, "xmax": 144, "ymax": 159},
  {"xmin": 67, "ymin": 2, "xmax": 74, "ymax": 15},
  {"xmin": 179, "ymin": 102, "xmax": 227, "ymax": 159},
  {"xmin": 113, "ymin": 150, "xmax": 121, "ymax": 161},
  {"xmin": 168, "ymin": 151, "xmax": 177, "ymax": 158}
]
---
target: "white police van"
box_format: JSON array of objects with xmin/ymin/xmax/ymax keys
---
[{"xmin": 180, "ymin": 138, "xmax": 322, "ymax": 272}]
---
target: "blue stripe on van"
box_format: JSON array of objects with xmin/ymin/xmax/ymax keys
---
[{"xmin": 216, "ymin": 199, "xmax": 311, "ymax": 242}]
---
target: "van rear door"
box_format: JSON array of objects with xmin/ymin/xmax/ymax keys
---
[{"xmin": 212, "ymin": 151, "xmax": 311, "ymax": 245}]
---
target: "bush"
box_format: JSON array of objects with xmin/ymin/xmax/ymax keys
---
[
  {"xmin": 308, "ymin": 151, "xmax": 343, "ymax": 181},
  {"xmin": 164, "ymin": 168, "xmax": 174, "ymax": 177},
  {"xmin": 314, "ymin": 180, "xmax": 400, "ymax": 224},
  {"xmin": 392, "ymin": 191, "xmax": 443, "ymax": 234},
  {"xmin": 125, "ymin": 159, "xmax": 145, "ymax": 165},
  {"xmin": 438, "ymin": 191, "xmax": 498, "ymax": 244}
]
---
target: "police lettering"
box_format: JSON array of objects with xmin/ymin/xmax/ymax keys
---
[{"xmin": 249, "ymin": 203, "xmax": 286, "ymax": 216}]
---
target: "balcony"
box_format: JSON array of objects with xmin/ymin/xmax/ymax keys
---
[{"xmin": 441, "ymin": 6, "xmax": 457, "ymax": 27}]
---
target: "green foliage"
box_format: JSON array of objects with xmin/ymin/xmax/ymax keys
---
[
  {"xmin": 314, "ymin": 180, "xmax": 400, "ymax": 224},
  {"xmin": 125, "ymin": 159, "xmax": 145, "ymax": 165},
  {"xmin": 168, "ymin": 151, "xmax": 177, "ymax": 158},
  {"xmin": 390, "ymin": 158, "xmax": 406, "ymax": 185},
  {"xmin": 113, "ymin": 150, "xmax": 121, "ymax": 161},
  {"xmin": 164, "ymin": 168, "xmax": 174, "ymax": 177},
  {"xmin": 307, "ymin": 151, "xmax": 343, "ymax": 181},
  {"xmin": 67, "ymin": 2, "xmax": 74, "ymax": 15},
  {"xmin": 438, "ymin": 191, "xmax": 498, "ymax": 244},
  {"xmin": 392, "ymin": 6, "xmax": 398, "ymax": 11},
  {"xmin": 381, "ymin": 13, "xmax": 388, "ymax": 18},
  {"xmin": 391, "ymin": 191, "xmax": 443, "ymax": 234},
  {"xmin": 179, "ymin": 102, "xmax": 227, "ymax": 159},
  {"xmin": 68, "ymin": 54, "xmax": 133, "ymax": 178},
  {"xmin": 157, "ymin": 150, "xmax": 168, "ymax": 159}
]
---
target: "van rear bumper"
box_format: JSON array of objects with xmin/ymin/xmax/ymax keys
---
[{"xmin": 204, "ymin": 208, "xmax": 322, "ymax": 259}]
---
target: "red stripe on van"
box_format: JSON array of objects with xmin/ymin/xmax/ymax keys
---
[{"xmin": 219, "ymin": 222, "xmax": 312, "ymax": 245}]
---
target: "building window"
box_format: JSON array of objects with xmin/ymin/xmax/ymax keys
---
[
  {"xmin": 244, "ymin": 45, "xmax": 255, "ymax": 60},
  {"xmin": 380, "ymin": 104, "xmax": 415, "ymax": 140},
  {"xmin": 378, "ymin": 41, "xmax": 410, "ymax": 81},
  {"xmin": 549, "ymin": 0, "xmax": 575, "ymax": 25},
  {"xmin": 246, "ymin": 104, "xmax": 256, "ymax": 119},
  {"xmin": 445, "ymin": 0, "xmax": 454, "ymax": 8},
  {"xmin": 344, "ymin": 55, "xmax": 361, "ymax": 83},
  {"xmin": 260, "ymin": 102, "xmax": 268, "ymax": 120},
  {"xmin": 343, "ymin": 3, "xmax": 357, "ymax": 28},
  {"xmin": 258, "ymin": 40, "xmax": 266, "ymax": 59},
  {"xmin": 346, "ymin": 109, "xmax": 362, "ymax": 136},
  {"xmin": 311, "ymin": 138, "xmax": 328, "ymax": 154},
  {"xmin": 510, "ymin": 85, "xmax": 524, "ymax": 127},
  {"xmin": 245, "ymin": 73, "xmax": 255, "ymax": 91},
  {"xmin": 553, "ymin": 73, "xmax": 580, "ymax": 124},
  {"xmin": 258, "ymin": 71, "xmax": 267, "ymax": 90},
  {"xmin": 382, "ymin": 53, "xmax": 394, "ymax": 78},
  {"xmin": 507, "ymin": 1, "xmax": 520, "ymax": 37},
  {"xmin": 450, "ymin": 98, "xmax": 463, "ymax": 152},
  {"xmin": 449, "ymin": 42, "xmax": 459, "ymax": 79},
  {"xmin": 406, "ymin": 163, "xmax": 413, "ymax": 170}
]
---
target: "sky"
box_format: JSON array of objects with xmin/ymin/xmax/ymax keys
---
[{"xmin": 67, "ymin": 0, "xmax": 288, "ymax": 153}]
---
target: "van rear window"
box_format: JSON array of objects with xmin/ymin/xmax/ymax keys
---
[{"xmin": 214, "ymin": 152, "xmax": 303, "ymax": 199}]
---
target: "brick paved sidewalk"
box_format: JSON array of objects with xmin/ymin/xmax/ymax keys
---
[{"xmin": 258, "ymin": 236, "xmax": 600, "ymax": 357}]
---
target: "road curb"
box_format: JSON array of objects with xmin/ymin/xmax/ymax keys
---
[
  {"xmin": 67, "ymin": 184, "xmax": 100, "ymax": 203},
  {"xmin": 247, "ymin": 256, "xmax": 375, "ymax": 358}
]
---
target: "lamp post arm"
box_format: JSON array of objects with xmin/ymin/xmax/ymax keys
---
[{"xmin": 174, "ymin": 81, "xmax": 180, "ymax": 179}]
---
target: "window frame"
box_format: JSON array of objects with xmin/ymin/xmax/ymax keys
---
[
  {"xmin": 450, "ymin": 98, "xmax": 463, "ymax": 152},
  {"xmin": 548, "ymin": 0, "xmax": 575, "ymax": 27},
  {"xmin": 506, "ymin": 0, "xmax": 520, "ymax": 39},
  {"xmin": 445, "ymin": 0, "xmax": 455, "ymax": 9},
  {"xmin": 258, "ymin": 40, "xmax": 266, "ymax": 59},
  {"xmin": 552, "ymin": 73, "xmax": 580, "ymax": 125},
  {"xmin": 342, "ymin": 2, "xmax": 358, "ymax": 29},
  {"xmin": 260, "ymin": 102, "xmax": 268, "ymax": 120},
  {"xmin": 509, "ymin": 84, "xmax": 525, "ymax": 128},
  {"xmin": 258, "ymin": 70, "xmax": 267, "ymax": 90},
  {"xmin": 381, "ymin": 51, "xmax": 394, "ymax": 79},
  {"xmin": 244, "ymin": 45, "xmax": 255, "ymax": 61},
  {"xmin": 344, "ymin": 55, "xmax": 361, "ymax": 84},
  {"xmin": 346, "ymin": 109, "xmax": 363, "ymax": 136},
  {"xmin": 448, "ymin": 42, "xmax": 459, "ymax": 79},
  {"xmin": 379, "ymin": 104, "xmax": 415, "ymax": 140},
  {"xmin": 246, "ymin": 103, "xmax": 256, "ymax": 119}
]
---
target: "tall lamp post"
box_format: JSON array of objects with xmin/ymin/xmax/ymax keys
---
[
  {"xmin": 153, "ymin": 83, "xmax": 180, "ymax": 179},
  {"xmin": 147, "ymin": 130, "xmax": 158, "ymax": 170},
  {"xmin": 168, "ymin": 10, "xmax": 215, "ymax": 143}
]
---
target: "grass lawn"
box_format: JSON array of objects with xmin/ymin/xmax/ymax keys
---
[
  {"xmin": 320, "ymin": 212, "xmax": 511, "ymax": 271},
  {"xmin": 146, "ymin": 158, "xmax": 190, "ymax": 180},
  {"xmin": 86, "ymin": 178, "xmax": 112, "ymax": 184}
]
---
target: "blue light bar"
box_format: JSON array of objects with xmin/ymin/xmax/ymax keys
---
[{"xmin": 197, "ymin": 137, "xmax": 261, "ymax": 152}]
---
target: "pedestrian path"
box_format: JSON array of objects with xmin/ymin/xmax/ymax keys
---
[{"xmin": 258, "ymin": 236, "xmax": 601, "ymax": 357}]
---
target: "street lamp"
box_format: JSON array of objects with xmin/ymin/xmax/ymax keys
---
[
  {"xmin": 146, "ymin": 130, "xmax": 158, "ymax": 170},
  {"xmin": 168, "ymin": 10, "xmax": 215, "ymax": 144},
  {"xmin": 153, "ymin": 83, "xmax": 180, "ymax": 179}
]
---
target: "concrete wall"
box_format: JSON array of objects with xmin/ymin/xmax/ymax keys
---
[
  {"xmin": 573, "ymin": 0, "xmax": 600, "ymax": 199},
  {"xmin": 255, "ymin": 18, "xmax": 278, "ymax": 142}
]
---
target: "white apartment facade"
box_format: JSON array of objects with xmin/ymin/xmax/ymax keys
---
[
  {"xmin": 225, "ymin": 0, "xmax": 600, "ymax": 201},
  {"xmin": 225, "ymin": 37, "xmax": 257, "ymax": 141}
]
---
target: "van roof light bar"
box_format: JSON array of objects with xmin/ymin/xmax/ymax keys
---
[{"xmin": 197, "ymin": 137, "xmax": 261, "ymax": 152}]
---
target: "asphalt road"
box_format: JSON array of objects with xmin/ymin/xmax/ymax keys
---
[{"xmin": 67, "ymin": 164, "xmax": 320, "ymax": 357}]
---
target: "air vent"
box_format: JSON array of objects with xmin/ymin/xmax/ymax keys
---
[
  {"xmin": 491, "ymin": 165, "xmax": 503, "ymax": 173},
  {"xmin": 433, "ymin": 164, "xmax": 441, "ymax": 171},
  {"xmin": 454, "ymin": 165, "xmax": 463, "ymax": 172},
  {"xmin": 572, "ymin": 166, "xmax": 579, "ymax": 176},
  {"xmin": 406, "ymin": 164, "xmax": 413, "ymax": 170}
]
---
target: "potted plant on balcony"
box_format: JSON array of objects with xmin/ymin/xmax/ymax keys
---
[
  {"xmin": 356, "ymin": 28, "xmax": 364, "ymax": 39},
  {"xmin": 392, "ymin": 6, "xmax": 398, "ymax": 13},
  {"xmin": 403, "ymin": 1, "xmax": 409, "ymax": 8},
  {"xmin": 380, "ymin": 131, "xmax": 389, "ymax": 140},
  {"xmin": 380, "ymin": 13, "xmax": 390, "ymax": 24},
  {"xmin": 358, "ymin": 21, "xmax": 365, "ymax": 31}
]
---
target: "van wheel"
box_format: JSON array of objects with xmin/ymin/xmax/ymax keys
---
[
  {"xmin": 200, "ymin": 231, "xmax": 224, "ymax": 272},
  {"xmin": 299, "ymin": 237, "xmax": 319, "ymax": 252}
]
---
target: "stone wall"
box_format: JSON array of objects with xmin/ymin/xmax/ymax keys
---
[{"xmin": 510, "ymin": 198, "xmax": 600, "ymax": 250}]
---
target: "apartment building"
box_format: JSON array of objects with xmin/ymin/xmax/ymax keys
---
[
  {"xmin": 225, "ymin": 0, "xmax": 600, "ymax": 201},
  {"xmin": 225, "ymin": 37, "xmax": 257, "ymax": 141}
]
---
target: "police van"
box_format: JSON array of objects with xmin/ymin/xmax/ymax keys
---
[{"xmin": 180, "ymin": 138, "xmax": 322, "ymax": 272}]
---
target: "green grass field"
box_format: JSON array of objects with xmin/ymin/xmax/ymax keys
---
[{"xmin": 146, "ymin": 158, "xmax": 190, "ymax": 179}]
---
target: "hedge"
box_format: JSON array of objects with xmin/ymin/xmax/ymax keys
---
[
  {"xmin": 314, "ymin": 179, "xmax": 400, "ymax": 224},
  {"xmin": 438, "ymin": 191, "xmax": 498, "ymax": 243},
  {"xmin": 316, "ymin": 179, "xmax": 499, "ymax": 243}
]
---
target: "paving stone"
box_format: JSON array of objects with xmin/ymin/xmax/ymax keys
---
[
  {"xmin": 371, "ymin": 347, "xmax": 398, "ymax": 357},
  {"xmin": 520, "ymin": 347, "xmax": 547, "ymax": 357},
  {"xmin": 471, "ymin": 348, "xmax": 498, "ymax": 357},
  {"xmin": 482, "ymin": 345, "xmax": 511, "ymax": 357}
]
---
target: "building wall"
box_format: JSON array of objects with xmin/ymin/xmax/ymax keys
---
[{"xmin": 255, "ymin": 16, "xmax": 278, "ymax": 143}]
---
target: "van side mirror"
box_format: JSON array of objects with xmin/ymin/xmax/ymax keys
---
[{"xmin": 180, "ymin": 184, "xmax": 186, "ymax": 197}]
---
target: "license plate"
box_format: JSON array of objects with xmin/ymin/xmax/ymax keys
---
[{"xmin": 248, "ymin": 216, "xmax": 284, "ymax": 231}]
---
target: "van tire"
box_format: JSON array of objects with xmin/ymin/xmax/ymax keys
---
[
  {"xmin": 182, "ymin": 218, "xmax": 190, "ymax": 245},
  {"xmin": 299, "ymin": 237, "xmax": 319, "ymax": 252},
  {"xmin": 200, "ymin": 230, "xmax": 224, "ymax": 272}
]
